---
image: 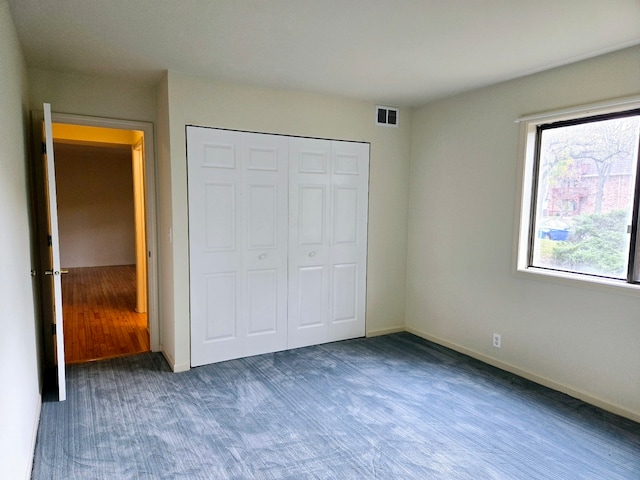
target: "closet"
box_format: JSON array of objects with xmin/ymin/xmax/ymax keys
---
[{"xmin": 187, "ymin": 127, "xmax": 369, "ymax": 366}]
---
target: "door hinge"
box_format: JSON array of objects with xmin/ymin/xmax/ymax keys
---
[
  {"xmin": 42, "ymin": 142, "xmax": 47, "ymax": 154},
  {"xmin": 51, "ymin": 323, "xmax": 57, "ymax": 335},
  {"xmin": 47, "ymin": 235, "xmax": 52, "ymax": 246}
]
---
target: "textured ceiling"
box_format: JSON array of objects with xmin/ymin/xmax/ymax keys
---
[{"xmin": 8, "ymin": 0, "xmax": 640, "ymax": 106}]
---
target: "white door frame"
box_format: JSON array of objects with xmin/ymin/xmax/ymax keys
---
[
  {"xmin": 51, "ymin": 111, "xmax": 160, "ymax": 351},
  {"xmin": 43, "ymin": 104, "xmax": 67, "ymax": 400}
]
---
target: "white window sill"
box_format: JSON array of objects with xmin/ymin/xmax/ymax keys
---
[{"xmin": 514, "ymin": 266, "xmax": 640, "ymax": 298}]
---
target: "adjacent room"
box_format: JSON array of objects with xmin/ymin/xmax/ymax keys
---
[
  {"xmin": 1, "ymin": 1, "xmax": 639, "ymax": 478},
  {"xmin": 53, "ymin": 124, "xmax": 150, "ymax": 364}
]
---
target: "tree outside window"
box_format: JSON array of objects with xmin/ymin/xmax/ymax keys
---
[{"xmin": 531, "ymin": 112, "xmax": 640, "ymax": 279}]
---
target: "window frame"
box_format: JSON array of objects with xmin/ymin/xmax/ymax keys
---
[{"xmin": 514, "ymin": 95, "xmax": 640, "ymax": 297}]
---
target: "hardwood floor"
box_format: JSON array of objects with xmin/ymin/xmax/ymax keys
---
[{"xmin": 61, "ymin": 265, "xmax": 149, "ymax": 364}]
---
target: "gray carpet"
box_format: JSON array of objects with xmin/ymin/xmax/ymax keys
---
[{"xmin": 32, "ymin": 333, "xmax": 640, "ymax": 479}]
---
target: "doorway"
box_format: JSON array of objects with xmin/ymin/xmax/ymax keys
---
[
  {"xmin": 53, "ymin": 138, "xmax": 148, "ymax": 363},
  {"xmin": 46, "ymin": 113, "xmax": 159, "ymax": 366}
]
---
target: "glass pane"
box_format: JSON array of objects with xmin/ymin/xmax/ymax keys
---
[{"xmin": 531, "ymin": 114, "xmax": 640, "ymax": 279}]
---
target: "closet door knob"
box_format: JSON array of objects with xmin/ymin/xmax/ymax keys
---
[
  {"xmin": 308, "ymin": 251, "xmax": 316, "ymax": 257},
  {"xmin": 259, "ymin": 254, "xmax": 267, "ymax": 260}
]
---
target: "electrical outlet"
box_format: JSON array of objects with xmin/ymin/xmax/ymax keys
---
[{"xmin": 493, "ymin": 333, "xmax": 501, "ymax": 349}]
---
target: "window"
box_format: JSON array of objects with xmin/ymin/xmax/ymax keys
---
[{"xmin": 516, "ymin": 97, "xmax": 640, "ymax": 289}]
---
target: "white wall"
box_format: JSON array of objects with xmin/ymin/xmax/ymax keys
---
[
  {"xmin": 159, "ymin": 71, "xmax": 411, "ymax": 370},
  {"xmin": 407, "ymin": 45, "xmax": 640, "ymax": 421},
  {"xmin": 0, "ymin": 1, "xmax": 41, "ymax": 478},
  {"xmin": 55, "ymin": 144, "xmax": 136, "ymax": 268},
  {"xmin": 154, "ymin": 73, "xmax": 175, "ymax": 366}
]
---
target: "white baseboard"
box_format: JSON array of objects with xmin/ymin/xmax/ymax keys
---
[
  {"xmin": 406, "ymin": 326, "xmax": 640, "ymax": 424},
  {"xmin": 161, "ymin": 348, "xmax": 190, "ymax": 373},
  {"xmin": 366, "ymin": 326, "xmax": 405, "ymax": 337},
  {"xmin": 172, "ymin": 361, "xmax": 191, "ymax": 373}
]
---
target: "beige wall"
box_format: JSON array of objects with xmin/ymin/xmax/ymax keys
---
[
  {"xmin": 0, "ymin": 1, "xmax": 41, "ymax": 478},
  {"xmin": 407, "ymin": 45, "xmax": 640, "ymax": 421},
  {"xmin": 55, "ymin": 144, "xmax": 136, "ymax": 268},
  {"xmin": 28, "ymin": 68, "xmax": 156, "ymax": 123},
  {"xmin": 159, "ymin": 71, "xmax": 411, "ymax": 370}
]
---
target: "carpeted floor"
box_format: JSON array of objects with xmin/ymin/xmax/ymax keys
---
[{"xmin": 32, "ymin": 333, "xmax": 640, "ymax": 479}]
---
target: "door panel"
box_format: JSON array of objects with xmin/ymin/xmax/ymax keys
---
[
  {"xmin": 301, "ymin": 265, "xmax": 328, "ymax": 325},
  {"xmin": 334, "ymin": 152, "xmax": 360, "ymax": 175},
  {"xmin": 298, "ymin": 185, "xmax": 326, "ymax": 246},
  {"xmin": 204, "ymin": 272, "xmax": 237, "ymax": 341},
  {"xmin": 188, "ymin": 127, "xmax": 288, "ymax": 366},
  {"xmin": 247, "ymin": 146, "xmax": 279, "ymax": 171},
  {"xmin": 332, "ymin": 263, "xmax": 358, "ymax": 322},
  {"xmin": 189, "ymin": 129, "xmax": 243, "ymax": 365},
  {"xmin": 333, "ymin": 187, "xmax": 358, "ymax": 244},
  {"xmin": 329, "ymin": 141, "xmax": 369, "ymax": 341},
  {"xmin": 242, "ymin": 134, "xmax": 288, "ymax": 357},
  {"xmin": 203, "ymin": 142, "xmax": 236, "ymax": 168},
  {"xmin": 247, "ymin": 269, "xmax": 278, "ymax": 335},
  {"xmin": 247, "ymin": 184, "xmax": 277, "ymax": 248},
  {"xmin": 205, "ymin": 183, "xmax": 236, "ymax": 250},
  {"xmin": 288, "ymin": 138, "xmax": 332, "ymax": 348},
  {"xmin": 288, "ymin": 138, "xmax": 369, "ymax": 347}
]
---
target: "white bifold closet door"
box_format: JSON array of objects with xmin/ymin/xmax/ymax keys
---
[
  {"xmin": 187, "ymin": 127, "xmax": 369, "ymax": 367},
  {"xmin": 187, "ymin": 127, "xmax": 289, "ymax": 367},
  {"xmin": 288, "ymin": 137, "xmax": 369, "ymax": 349}
]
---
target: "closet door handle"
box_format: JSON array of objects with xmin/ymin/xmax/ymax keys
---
[
  {"xmin": 308, "ymin": 251, "xmax": 316, "ymax": 257},
  {"xmin": 259, "ymin": 254, "xmax": 267, "ymax": 260}
]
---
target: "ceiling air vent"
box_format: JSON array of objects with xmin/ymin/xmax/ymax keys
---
[{"xmin": 376, "ymin": 106, "xmax": 398, "ymax": 127}]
